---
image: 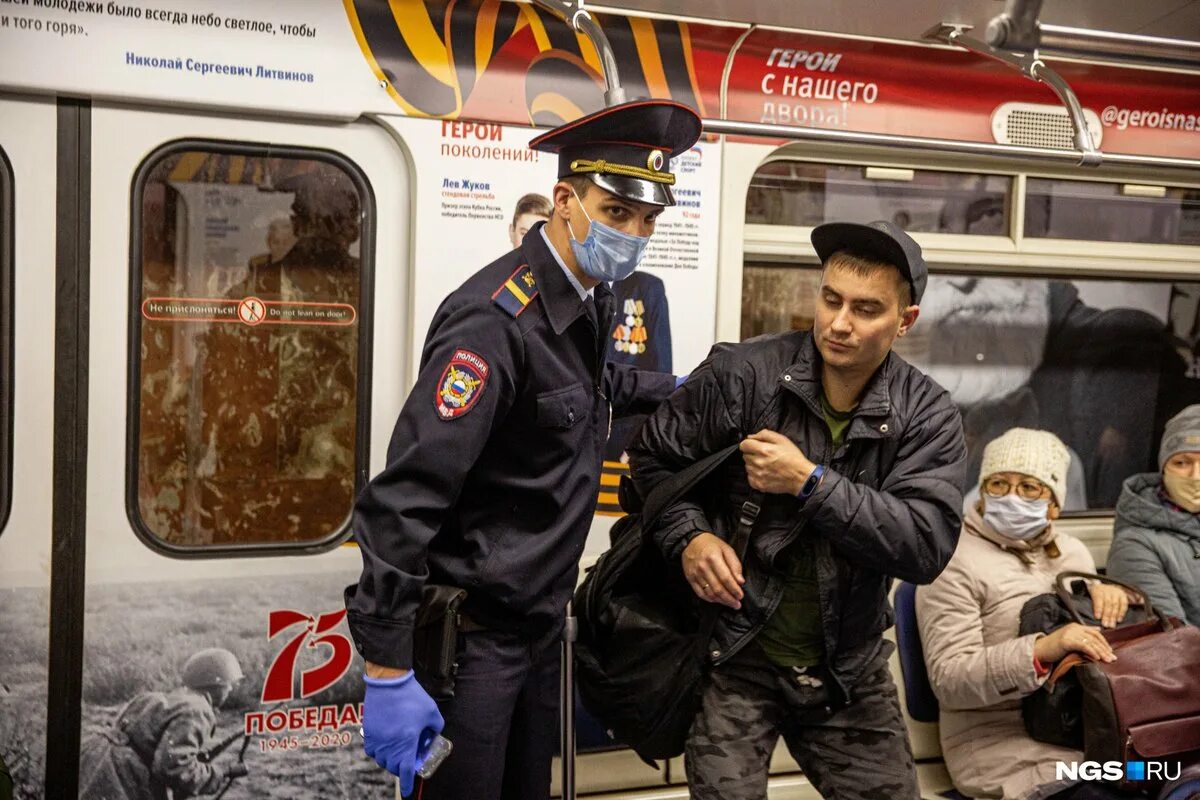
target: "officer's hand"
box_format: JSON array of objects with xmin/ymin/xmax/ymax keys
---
[
  {"xmin": 740, "ymin": 430, "xmax": 814, "ymax": 496},
  {"xmin": 362, "ymin": 672, "xmax": 445, "ymax": 797},
  {"xmin": 682, "ymin": 533, "xmax": 744, "ymax": 609},
  {"xmin": 226, "ymin": 763, "xmax": 249, "ymax": 779},
  {"xmin": 1087, "ymin": 583, "xmax": 1132, "ymax": 629}
]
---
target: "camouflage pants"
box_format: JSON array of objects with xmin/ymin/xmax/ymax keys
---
[{"xmin": 685, "ymin": 642, "xmax": 918, "ymax": 800}]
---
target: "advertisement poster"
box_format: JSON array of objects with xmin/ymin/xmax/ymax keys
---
[
  {"xmin": 0, "ymin": 0, "xmax": 384, "ymax": 120},
  {"xmin": 384, "ymin": 115, "xmax": 722, "ymax": 537},
  {"xmin": 724, "ymin": 28, "xmax": 1200, "ymax": 157},
  {"xmin": 2, "ymin": 0, "xmax": 1198, "ymax": 158},
  {"xmin": 74, "ymin": 569, "xmax": 390, "ymax": 800}
]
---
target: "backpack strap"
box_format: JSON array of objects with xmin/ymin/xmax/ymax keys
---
[
  {"xmin": 641, "ymin": 443, "xmax": 743, "ymax": 531},
  {"xmin": 635, "ymin": 442, "xmax": 766, "ymax": 663}
]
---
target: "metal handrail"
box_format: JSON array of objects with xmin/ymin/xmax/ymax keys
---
[
  {"xmin": 532, "ymin": 0, "xmax": 627, "ymax": 106},
  {"xmin": 528, "ymin": 2, "xmax": 1198, "ymax": 173},
  {"xmin": 987, "ymin": 0, "xmax": 1200, "ymax": 71},
  {"xmin": 1035, "ymin": 25, "xmax": 1200, "ymax": 70},
  {"xmin": 701, "ymin": 117, "xmax": 1200, "ymax": 173},
  {"xmin": 926, "ymin": 25, "xmax": 1100, "ymax": 166}
]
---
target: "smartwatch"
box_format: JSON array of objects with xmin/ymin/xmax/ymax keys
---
[{"xmin": 798, "ymin": 465, "xmax": 825, "ymax": 500}]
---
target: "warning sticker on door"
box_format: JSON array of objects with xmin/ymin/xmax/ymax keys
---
[{"xmin": 141, "ymin": 297, "xmax": 357, "ymax": 326}]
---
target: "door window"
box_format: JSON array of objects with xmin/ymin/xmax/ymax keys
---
[{"xmin": 130, "ymin": 142, "xmax": 373, "ymax": 551}]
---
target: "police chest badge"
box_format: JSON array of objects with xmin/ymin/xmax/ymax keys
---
[{"xmin": 436, "ymin": 349, "xmax": 489, "ymax": 420}]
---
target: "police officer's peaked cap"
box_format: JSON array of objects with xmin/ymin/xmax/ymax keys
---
[
  {"xmin": 529, "ymin": 99, "xmax": 703, "ymax": 207},
  {"xmin": 182, "ymin": 648, "xmax": 245, "ymax": 691}
]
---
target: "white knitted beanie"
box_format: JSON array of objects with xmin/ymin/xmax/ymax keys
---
[{"xmin": 978, "ymin": 428, "xmax": 1070, "ymax": 506}]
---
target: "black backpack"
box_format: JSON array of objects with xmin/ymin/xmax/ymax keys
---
[{"xmin": 572, "ymin": 444, "xmax": 759, "ymax": 763}]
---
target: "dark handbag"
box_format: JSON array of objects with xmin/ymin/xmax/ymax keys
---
[
  {"xmin": 412, "ymin": 583, "xmax": 469, "ymax": 700},
  {"xmin": 573, "ymin": 443, "xmax": 760, "ymax": 763},
  {"xmin": 1018, "ymin": 572, "xmax": 1137, "ymax": 749},
  {"xmin": 1021, "ymin": 572, "xmax": 1200, "ymax": 789}
]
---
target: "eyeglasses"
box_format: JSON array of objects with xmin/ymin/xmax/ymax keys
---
[{"xmin": 982, "ymin": 477, "xmax": 1050, "ymax": 501}]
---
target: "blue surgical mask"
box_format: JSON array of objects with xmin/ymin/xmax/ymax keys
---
[
  {"xmin": 983, "ymin": 493, "xmax": 1051, "ymax": 541},
  {"xmin": 568, "ymin": 189, "xmax": 649, "ymax": 282}
]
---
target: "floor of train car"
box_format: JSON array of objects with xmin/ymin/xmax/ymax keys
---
[
  {"xmin": 550, "ymin": 762, "xmax": 954, "ymax": 798},
  {"xmin": 549, "ymin": 755, "xmax": 956, "ymax": 798}
]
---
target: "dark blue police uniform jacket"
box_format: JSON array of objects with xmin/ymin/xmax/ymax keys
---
[{"xmin": 345, "ymin": 222, "xmax": 676, "ymax": 668}]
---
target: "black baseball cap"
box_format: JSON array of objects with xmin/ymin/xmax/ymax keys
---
[
  {"xmin": 811, "ymin": 220, "xmax": 927, "ymax": 305},
  {"xmin": 529, "ymin": 99, "xmax": 703, "ymax": 207}
]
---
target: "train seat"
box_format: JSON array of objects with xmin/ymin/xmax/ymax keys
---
[{"xmin": 891, "ymin": 580, "xmax": 970, "ymax": 800}]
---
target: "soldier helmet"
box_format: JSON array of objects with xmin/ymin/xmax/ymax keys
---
[{"xmin": 182, "ymin": 648, "xmax": 244, "ymax": 691}]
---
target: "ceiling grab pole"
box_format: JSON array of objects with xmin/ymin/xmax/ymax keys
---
[
  {"xmin": 987, "ymin": 0, "xmax": 1200, "ymax": 71},
  {"xmin": 984, "ymin": 0, "xmax": 1044, "ymax": 52},
  {"xmin": 926, "ymin": 24, "xmax": 1102, "ymax": 166},
  {"xmin": 531, "ymin": 0, "xmax": 627, "ymax": 107},
  {"xmin": 526, "ymin": 11, "xmax": 617, "ymax": 794}
]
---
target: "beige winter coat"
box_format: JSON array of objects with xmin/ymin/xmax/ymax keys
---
[{"xmin": 916, "ymin": 511, "xmax": 1095, "ymax": 800}]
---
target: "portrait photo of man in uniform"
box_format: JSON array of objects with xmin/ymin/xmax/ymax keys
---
[
  {"xmin": 345, "ymin": 100, "xmax": 703, "ymax": 800},
  {"xmin": 630, "ymin": 220, "xmax": 967, "ymax": 800},
  {"xmin": 605, "ymin": 269, "xmax": 673, "ymax": 463}
]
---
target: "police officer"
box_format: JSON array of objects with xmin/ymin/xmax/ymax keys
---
[
  {"xmin": 345, "ymin": 100, "xmax": 703, "ymax": 800},
  {"xmin": 78, "ymin": 648, "xmax": 249, "ymax": 799}
]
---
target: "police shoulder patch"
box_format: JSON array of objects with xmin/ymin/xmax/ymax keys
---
[
  {"xmin": 436, "ymin": 349, "xmax": 490, "ymax": 420},
  {"xmin": 492, "ymin": 265, "xmax": 538, "ymax": 318}
]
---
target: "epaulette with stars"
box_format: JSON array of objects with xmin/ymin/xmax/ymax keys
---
[{"xmin": 491, "ymin": 265, "xmax": 539, "ymax": 318}]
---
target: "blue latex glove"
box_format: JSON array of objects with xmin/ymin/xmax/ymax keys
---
[
  {"xmin": 362, "ymin": 672, "xmax": 445, "ymax": 797},
  {"xmin": 674, "ymin": 373, "xmax": 689, "ymax": 389}
]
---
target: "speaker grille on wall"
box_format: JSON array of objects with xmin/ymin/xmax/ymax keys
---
[{"xmin": 991, "ymin": 102, "xmax": 1103, "ymax": 150}]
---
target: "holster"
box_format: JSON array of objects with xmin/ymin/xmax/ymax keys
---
[{"xmin": 413, "ymin": 584, "xmax": 469, "ymax": 700}]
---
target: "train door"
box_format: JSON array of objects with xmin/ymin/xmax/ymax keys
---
[
  {"xmin": 69, "ymin": 104, "xmax": 411, "ymax": 799},
  {"xmin": 0, "ymin": 94, "xmax": 58, "ymax": 800}
]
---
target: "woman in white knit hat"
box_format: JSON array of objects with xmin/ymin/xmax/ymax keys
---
[{"xmin": 916, "ymin": 428, "xmax": 1130, "ymax": 800}]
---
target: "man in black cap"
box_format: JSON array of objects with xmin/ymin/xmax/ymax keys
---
[
  {"xmin": 345, "ymin": 99, "xmax": 702, "ymax": 800},
  {"xmin": 629, "ymin": 221, "xmax": 967, "ymax": 799}
]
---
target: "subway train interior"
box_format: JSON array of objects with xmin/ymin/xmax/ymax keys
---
[{"xmin": 1, "ymin": 0, "xmax": 1199, "ymax": 798}]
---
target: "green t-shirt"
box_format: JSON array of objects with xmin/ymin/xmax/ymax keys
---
[{"xmin": 756, "ymin": 392, "xmax": 854, "ymax": 668}]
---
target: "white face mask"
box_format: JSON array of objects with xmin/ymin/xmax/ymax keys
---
[
  {"xmin": 982, "ymin": 493, "xmax": 1051, "ymax": 541},
  {"xmin": 1163, "ymin": 471, "xmax": 1200, "ymax": 513}
]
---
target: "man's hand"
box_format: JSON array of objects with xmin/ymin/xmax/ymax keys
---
[
  {"xmin": 682, "ymin": 533, "xmax": 744, "ymax": 609},
  {"xmin": 361, "ymin": 672, "xmax": 445, "ymax": 797},
  {"xmin": 1088, "ymin": 583, "xmax": 1134, "ymax": 629},
  {"xmin": 739, "ymin": 429, "xmax": 815, "ymax": 496},
  {"xmin": 1033, "ymin": 623, "xmax": 1116, "ymax": 664}
]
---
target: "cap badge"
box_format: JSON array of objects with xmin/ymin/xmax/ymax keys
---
[{"xmin": 647, "ymin": 150, "xmax": 665, "ymax": 172}]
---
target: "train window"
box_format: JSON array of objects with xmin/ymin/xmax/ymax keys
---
[
  {"xmin": 0, "ymin": 147, "xmax": 11, "ymax": 534},
  {"xmin": 1025, "ymin": 178, "xmax": 1200, "ymax": 245},
  {"xmin": 129, "ymin": 142, "xmax": 373, "ymax": 552},
  {"xmin": 745, "ymin": 162, "xmax": 1013, "ymax": 234},
  {"xmin": 743, "ymin": 263, "xmax": 1181, "ymax": 513}
]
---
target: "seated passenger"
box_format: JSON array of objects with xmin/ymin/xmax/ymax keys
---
[
  {"xmin": 917, "ymin": 428, "xmax": 1129, "ymax": 800},
  {"xmin": 1109, "ymin": 404, "xmax": 1200, "ymax": 625}
]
